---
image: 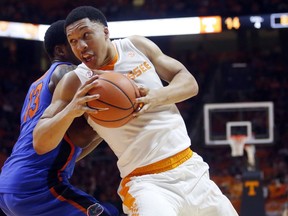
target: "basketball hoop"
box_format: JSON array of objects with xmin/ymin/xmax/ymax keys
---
[{"xmin": 228, "ymin": 135, "xmax": 248, "ymax": 157}]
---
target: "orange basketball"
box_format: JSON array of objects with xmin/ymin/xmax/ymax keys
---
[{"xmin": 87, "ymin": 72, "xmax": 140, "ymax": 128}]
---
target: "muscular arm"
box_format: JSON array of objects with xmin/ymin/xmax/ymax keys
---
[
  {"xmin": 33, "ymin": 72, "xmax": 100, "ymax": 155},
  {"xmin": 129, "ymin": 35, "xmax": 198, "ymax": 109}
]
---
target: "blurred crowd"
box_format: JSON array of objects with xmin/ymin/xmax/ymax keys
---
[
  {"xmin": 1, "ymin": 0, "xmax": 288, "ymax": 24},
  {"xmin": 0, "ymin": 1, "xmax": 288, "ymax": 215}
]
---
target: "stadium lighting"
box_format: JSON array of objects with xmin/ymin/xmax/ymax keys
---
[{"xmin": 0, "ymin": 16, "xmax": 222, "ymax": 41}]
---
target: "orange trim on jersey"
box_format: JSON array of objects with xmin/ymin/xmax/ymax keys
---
[
  {"xmin": 98, "ymin": 46, "xmax": 118, "ymax": 70},
  {"xmin": 128, "ymin": 148, "xmax": 192, "ymax": 177},
  {"xmin": 119, "ymin": 148, "xmax": 193, "ymax": 211},
  {"xmin": 57, "ymin": 134, "xmax": 75, "ymax": 182},
  {"xmin": 49, "ymin": 187, "xmax": 87, "ymax": 214},
  {"xmin": 118, "ymin": 177, "xmax": 135, "ymax": 211},
  {"xmin": 48, "ymin": 134, "xmax": 87, "ymax": 214}
]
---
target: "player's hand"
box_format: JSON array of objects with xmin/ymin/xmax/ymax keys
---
[
  {"xmin": 68, "ymin": 75, "xmax": 108, "ymax": 117},
  {"xmin": 133, "ymin": 84, "xmax": 153, "ymax": 116},
  {"xmin": 84, "ymin": 75, "xmax": 110, "ymax": 114}
]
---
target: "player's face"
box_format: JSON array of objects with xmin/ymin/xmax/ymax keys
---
[{"xmin": 66, "ymin": 18, "xmax": 110, "ymax": 70}]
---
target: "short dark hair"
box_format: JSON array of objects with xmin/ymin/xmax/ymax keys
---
[
  {"xmin": 65, "ymin": 6, "xmax": 108, "ymax": 30},
  {"xmin": 44, "ymin": 20, "xmax": 67, "ymax": 59}
]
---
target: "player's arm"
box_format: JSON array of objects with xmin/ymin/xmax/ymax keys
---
[
  {"xmin": 50, "ymin": 64, "xmax": 101, "ymax": 153},
  {"xmin": 33, "ymin": 72, "xmax": 100, "ymax": 155},
  {"xmin": 66, "ymin": 114, "xmax": 104, "ymax": 161},
  {"xmin": 129, "ymin": 35, "xmax": 198, "ymax": 110},
  {"xmin": 49, "ymin": 64, "xmax": 77, "ymax": 93}
]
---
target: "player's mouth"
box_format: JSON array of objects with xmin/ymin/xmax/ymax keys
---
[{"xmin": 82, "ymin": 53, "xmax": 94, "ymax": 63}]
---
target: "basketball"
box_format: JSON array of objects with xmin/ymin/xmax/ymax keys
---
[{"xmin": 87, "ymin": 72, "xmax": 141, "ymax": 128}]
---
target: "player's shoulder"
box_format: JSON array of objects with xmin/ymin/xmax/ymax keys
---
[
  {"xmin": 54, "ymin": 69, "xmax": 81, "ymax": 100},
  {"xmin": 56, "ymin": 63, "xmax": 77, "ymax": 72},
  {"xmin": 54, "ymin": 63, "xmax": 83, "ymax": 89},
  {"xmin": 74, "ymin": 62, "xmax": 89, "ymax": 72},
  {"xmin": 49, "ymin": 63, "xmax": 77, "ymax": 93},
  {"xmin": 61, "ymin": 68, "xmax": 80, "ymax": 84},
  {"xmin": 52, "ymin": 64, "xmax": 77, "ymax": 81},
  {"xmin": 127, "ymin": 35, "xmax": 154, "ymax": 55},
  {"xmin": 127, "ymin": 35, "xmax": 147, "ymax": 45},
  {"xmin": 127, "ymin": 35, "xmax": 160, "ymax": 58}
]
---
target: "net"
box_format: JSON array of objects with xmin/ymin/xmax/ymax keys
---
[{"xmin": 228, "ymin": 135, "xmax": 248, "ymax": 157}]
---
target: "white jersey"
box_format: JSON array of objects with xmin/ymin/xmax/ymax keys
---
[{"xmin": 74, "ymin": 38, "xmax": 191, "ymax": 178}]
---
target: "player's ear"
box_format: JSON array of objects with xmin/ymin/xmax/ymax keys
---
[
  {"xmin": 54, "ymin": 45, "xmax": 65, "ymax": 57},
  {"xmin": 104, "ymin": 27, "xmax": 110, "ymax": 39}
]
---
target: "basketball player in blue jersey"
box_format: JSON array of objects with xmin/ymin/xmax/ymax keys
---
[
  {"xmin": 0, "ymin": 20, "xmax": 119, "ymax": 216},
  {"xmin": 34, "ymin": 6, "xmax": 238, "ymax": 216}
]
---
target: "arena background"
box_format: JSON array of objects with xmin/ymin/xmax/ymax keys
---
[{"xmin": 0, "ymin": 0, "xmax": 288, "ymax": 215}]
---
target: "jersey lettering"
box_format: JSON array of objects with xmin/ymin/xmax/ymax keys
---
[
  {"xmin": 23, "ymin": 82, "xmax": 43, "ymax": 122},
  {"xmin": 127, "ymin": 61, "xmax": 152, "ymax": 80}
]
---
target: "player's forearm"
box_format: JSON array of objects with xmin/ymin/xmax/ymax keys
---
[
  {"xmin": 161, "ymin": 70, "xmax": 198, "ymax": 105},
  {"xmin": 33, "ymin": 110, "xmax": 75, "ymax": 155}
]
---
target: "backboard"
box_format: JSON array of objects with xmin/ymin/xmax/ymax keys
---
[{"xmin": 204, "ymin": 102, "xmax": 274, "ymax": 146}]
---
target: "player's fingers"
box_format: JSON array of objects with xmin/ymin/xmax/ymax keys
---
[
  {"xmin": 86, "ymin": 107, "xmax": 109, "ymax": 113},
  {"xmin": 135, "ymin": 96, "xmax": 148, "ymax": 105},
  {"xmin": 81, "ymin": 75, "xmax": 99, "ymax": 87},
  {"xmin": 136, "ymin": 84, "xmax": 149, "ymax": 97},
  {"xmin": 85, "ymin": 106, "xmax": 109, "ymax": 115},
  {"xmin": 81, "ymin": 94, "xmax": 100, "ymax": 103},
  {"xmin": 133, "ymin": 103, "xmax": 149, "ymax": 116},
  {"xmin": 135, "ymin": 103, "xmax": 144, "ymax": 112},
  {"xmin": 84, "ymin": 95, "xmax": 109, "ymax": 113},
  {"xmin": 77, "ymin": 76, "xmax": 100, "ymax": 96}
]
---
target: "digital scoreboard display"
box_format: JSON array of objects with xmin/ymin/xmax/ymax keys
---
[
  {"xmin": 271, "ymin": 13, "xmax": 288, "ymax": 28},
  {"xmin": 223, "ymin": 13, "xmax": 288, "ymax": 30}
]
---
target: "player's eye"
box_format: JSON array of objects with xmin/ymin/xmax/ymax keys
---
[
  {"xmin": 69, "ymin": 39, "xmax": 77, "ymax": 46},
  {"xmin": 83, "ymin": 32, "xmax": 93, "ymax": 40},
  {"xmin": 83, "ymin": 33, "xmax": 89, "ymax": 38}
]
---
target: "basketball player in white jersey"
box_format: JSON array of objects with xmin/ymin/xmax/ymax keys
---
[{"xmin": 34, "ymin": 6, "xmax": 239, "ymax": 216}]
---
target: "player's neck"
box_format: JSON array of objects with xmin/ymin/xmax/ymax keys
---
[{"xmin": 98, "ymin": 44, "xmax": 118, "ymax": 70}]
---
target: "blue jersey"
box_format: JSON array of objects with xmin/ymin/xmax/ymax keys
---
[
  {"xmin": 0, "ymin": 62, "xmax": 82, "ymax": 193},
  {"xmin": 0, "ymin": 62, "xmax": 119, "ymax": 216}
]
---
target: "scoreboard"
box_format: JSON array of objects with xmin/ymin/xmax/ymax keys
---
[
  {"xmin": 223, "ymin": 13, "xmax": 288, "ymax": 30},
  {"xmin": 271, "ymin": 13, "xmax": 288, "ymax": 28}
]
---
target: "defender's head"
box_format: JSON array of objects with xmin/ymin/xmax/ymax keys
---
[{"xmin": 44, "ymin": 20, "xmax": 80, "ymax": 64}]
